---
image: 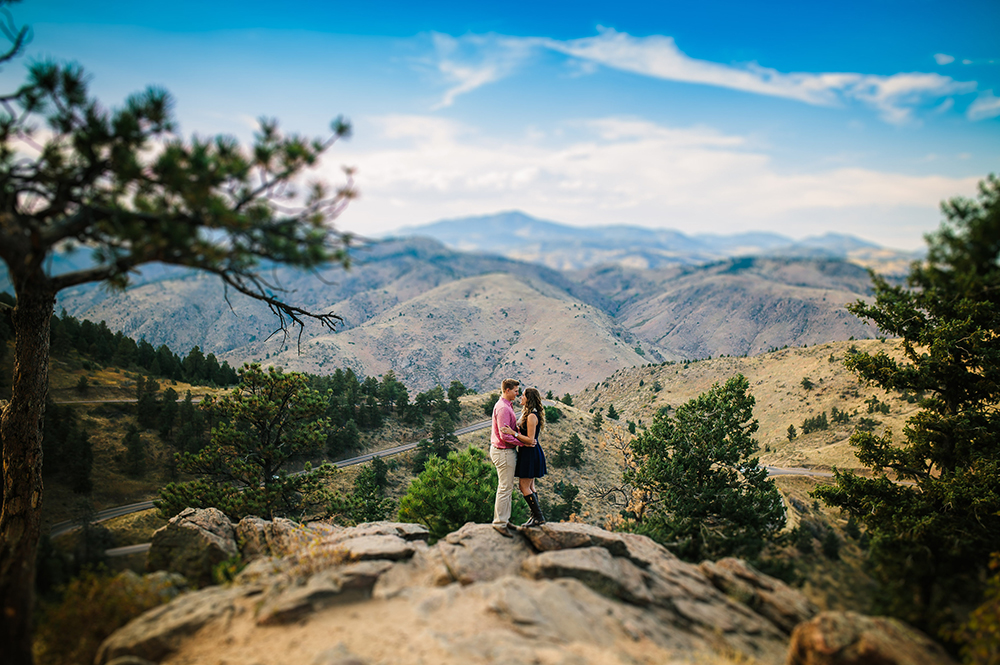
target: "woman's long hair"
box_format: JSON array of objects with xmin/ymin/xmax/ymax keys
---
[{"xmin": 518, "ymin": 387, "xmax": 545, "ymax": 433}]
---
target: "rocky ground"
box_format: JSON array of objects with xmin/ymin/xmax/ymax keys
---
[{"xmin": 94, "ymin": 509, "xmax": 955, "ymax": 665}]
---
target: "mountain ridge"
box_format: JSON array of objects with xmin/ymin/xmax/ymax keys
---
[
  {"xmin": 35, "ymin": 236, "xmax": 878, "ymax": 393},
  {"xmin": 390, "ymin": 210, "xmax": 917, "ymax": 272}
]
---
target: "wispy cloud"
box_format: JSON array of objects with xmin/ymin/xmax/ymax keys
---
[
  {"xmin": 427, "ymin": 28, "xmax": 979, "ymax": 124},
  {"xmin": 967, "ymin": 90, "xmax": 1000, "ymax": 120},
  {"xmin": 543, "ymin": 29, "xmax": 846, "ymax": 106},
  {"xmin": 429, "ymin": 33, "xmax": 534, "ymax": 109},
  {"xmin": 329, "ymin": 114, "xmax": 979, "ymax": 249},
  {"xmin": 934, "ymin": 53, "xmax": 955, "ymax": 65},
  {"xmin": 848, "ymin": 72, "xmax": 975, "ymax": 123},
  {"xmin": 542, "ymin": 28, "xmax": 975, "ymax": 124}
]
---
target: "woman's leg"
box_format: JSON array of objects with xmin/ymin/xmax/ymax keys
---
[{"xmin": 519, "ymin": 477, "xmax": 532, "ymax": 496}]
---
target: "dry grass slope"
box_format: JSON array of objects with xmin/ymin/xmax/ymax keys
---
[
  {"xmin": 253, "ymin": 273, "xmax": 646, "ymax": 395},
  {"xmin": 573, "ymin": 338, "xmax": 914, "ymax": 469}
]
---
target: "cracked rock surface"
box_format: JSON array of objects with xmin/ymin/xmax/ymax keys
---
[{"xmin": 99, "ymin": 513, "xmax": 947, "ymax": 665}]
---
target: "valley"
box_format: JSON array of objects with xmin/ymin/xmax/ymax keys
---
[{"xmin": 43, "ymin": 234, "xmax": 885, "ymax": 395}]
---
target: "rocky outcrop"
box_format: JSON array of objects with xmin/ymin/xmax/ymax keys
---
[
  {"xmin": 786, "ymin": 611, "xmax": 957, "ymax": 665},
  {"xmin": 235, "ymin": 515, "xmax": 342, "ymax": 559},
  {"xmin": 701, "ymin": 557, "xmax": 818, "ymax": 634},
  {"xmin": 96, "ymin": 582, "xmax": 258, "ymax": 664},
  {"xmin": 104, "ymin": 519, "xmax": 825, "ymax": 665},
  {"xmin": 146, "ymin": 507, "xmax": 238, "ymax": 588}
]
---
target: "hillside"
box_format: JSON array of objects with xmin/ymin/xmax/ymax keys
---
[
  {"xmin": 44, "ymin": 237, "xmax": 887, "ymax": 394},
  {"xmin": 250, "ymin": 273, "xmax": 647, "ymax": 394},
  {"xmin": 573, "ymin": 257, "xmax": 879, "ymax": 358},
  {"xmin": 68, "ymin": 339, "xmax": 898, "ymax": 617},
  {"xmin": 570, "ymin": 337, "xmax": 914, "ymax": 470},
  {"xmin": 447, "ymin": 339, "xmax": 911, "ymax": 538}
]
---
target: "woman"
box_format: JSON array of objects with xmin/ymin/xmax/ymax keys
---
[{"xmin": 501, "ymin": 387, "xmax": 547, "ymax": 527}]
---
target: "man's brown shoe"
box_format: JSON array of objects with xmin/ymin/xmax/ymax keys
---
[{"xmin": 492, "ymin": 523, "xmax": 513, "ymax": 538}]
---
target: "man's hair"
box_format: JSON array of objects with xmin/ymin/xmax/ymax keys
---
[{"xmin": 501, "ymin": 379, "xmax": 520, "ymax": 392}]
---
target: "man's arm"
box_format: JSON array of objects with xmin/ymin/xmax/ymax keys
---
[{"xmin": 500, "ymin": 403, "xmax": 520, "ymax": 445}]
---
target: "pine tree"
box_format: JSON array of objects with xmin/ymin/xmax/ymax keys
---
[
  {"xmin": 411, "ymin": 412, "xmax": 459, "ymax": 473},
  {"xmin": 122, "ymin": 425, "xmax": 145, "ymax": 478},
  {"xmin": 625, "ymin": 374, "xmax": 785, "ymax": 561},
  {"xmin": 327, "ymin": 418, "xmax": 359, "ymax": 459},
  {"xmin": 182, "ymin": 346, "xmax": 206, "ymax": 384},
  {"xmin": 565, "ymin": 433, "xmax": 585, "ymax": 467},
  {"xmin": 447, "ymin": 380, "xmax": 467, "ymax": 420},
  {"xmin": 0, "ymin": 11, "xmax": 356, "ymax": 652},
  {"xmin": 398, "ymin": 447, "xmax": 525, "ymax": 542},
  {"xmin": 175, "ymin": 391, "xmax": 207, "ymax": 453},
  {"xmin": 135, "ymin": 377, "xmax": 160, "ymax": 430},
  {"xmin": 156, "ymin": 364, "xmax": 334, "ymax": 521},
  {"xmin": 551, "ymin": 433, "xmax": 585, "ymax": 469},
  {"xmin": 348, "ymin": 456, "xmax": 395, "ymax": 523},
  {"xmin": 546, "ymin": 481, "xmax": 582, "ymax": 522},
  {"xmin": 814, "ymin": 175, "xmax": 1000, "ymax": 635},
  {"xmin": 158, "ymin": 387, "xmax": 179, "ymax": 440}
]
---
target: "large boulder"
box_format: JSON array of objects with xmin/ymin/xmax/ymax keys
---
[
  {"xmin": 436, "ymin": 522, "xmax": 535, "ymax": 584},
  {"xmin": 95, "ymin": 584, "xmax": 254, "ymax": 665},
  {"xmin": 101, "ymin": 519, "xmax": 944, "ymax": 665},
  {"xmin": 236, "ymin": 516, "xmax": 346, "ymax": 560},
  {"xmin": 786, "ymin": 611, "xmax": 958, "ymax": 665},
  {"xmin": 522, "ymin": 545, "xmax": 654, "ymax": 606},
  {"xmin": 147, "ymin": 507, "xmax": 238, "ymax": 588},
  {"xmin": 701, "ymin": 557, "xmax": 818, "ymax": 634}
]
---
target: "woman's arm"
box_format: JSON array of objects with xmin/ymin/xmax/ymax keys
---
[{"xmin": 501, "ymin": 414, "xmax": 537, "ymax": 446}]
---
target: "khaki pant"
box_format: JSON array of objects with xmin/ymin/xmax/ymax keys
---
[{"xmin": 490, "ymin": 446, "xmax": 517, "ymax": 526}]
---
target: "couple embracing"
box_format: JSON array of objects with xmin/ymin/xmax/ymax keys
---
[{"xmin": 489, "ymin": 378, "xmax": 547, "ymax": 537}]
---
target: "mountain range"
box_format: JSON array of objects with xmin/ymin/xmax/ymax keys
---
[
  {"xmin": 2, "ymin": 212, "xmax": 895, "ymax": 393},
  {"xmin": 392, "ymin": 211, "xmax": 919, "ymax": 273}
]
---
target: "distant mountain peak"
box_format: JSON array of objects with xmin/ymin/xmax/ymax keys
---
[{"xmin": 385, "ymin": 211, "xmax": 906, "ymax": 273}]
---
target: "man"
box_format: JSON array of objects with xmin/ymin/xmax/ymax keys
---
[{"xmin": 490, "ymin": 378, "xmax": 521, "ymax": 537}]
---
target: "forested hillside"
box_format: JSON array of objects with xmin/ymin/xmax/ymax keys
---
[{"xmin": 0, "ymin": 302, "xmax": 471, "ymax": 535}]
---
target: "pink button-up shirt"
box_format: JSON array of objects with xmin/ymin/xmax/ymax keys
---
[{"xmin": 491, "ymin": 397, "xmax": 519, "ymax": 449}]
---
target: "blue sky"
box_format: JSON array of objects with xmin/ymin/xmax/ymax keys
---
[{"xmin": 8, "ymin": 0, "xmax": 1000, "ymax": 249}]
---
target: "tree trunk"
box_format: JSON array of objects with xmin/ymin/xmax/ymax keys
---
[{"xmin": 1, "ymin": 284, "xmax": 54, "ymax": 665}]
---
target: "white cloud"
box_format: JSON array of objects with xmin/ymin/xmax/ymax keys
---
[
  {"xmin": 544, "ymin": 29, "xmax": 976, "ymax": 124},
  {"xmin": 934, "ymin": 53, "xmax": 955, "ymax": 65},
  {"xmin": 328, "ymin": 114, "xmax": 979, "ymax": 249},
  {"xmin": 428, "ymin": 33, "xmax": 535, "ymax": 109},
  {"xmin": 427, "ymin": 28, "xmax": 979, "ymax": 125},
  {"xmin": 848, "ymin": 72, "xmax": 975, "ymax": 123},
  {"xmin": 967, "ymin": 90, "xmax": 1000, "ymax": 120},
  {"xmin": 543, "ymin": 29, "xmax": 846, "ymax": 106}
]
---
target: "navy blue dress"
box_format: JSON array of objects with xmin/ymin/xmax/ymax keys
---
[{"xmin": 515, "ymin": 409, "xmax": 547, "ymax": 478}]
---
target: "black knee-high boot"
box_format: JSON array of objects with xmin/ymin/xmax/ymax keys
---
[
  {"xmin": 531, "ymin": 491, "xmax": 546, "ymax": 525},
  {"xmin": 521, "ymin": 491, "xmax": 545, "ymax": 527}
]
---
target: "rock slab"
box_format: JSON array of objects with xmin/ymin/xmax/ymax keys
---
[
  {"xmin": 786, "ymin": 611, "xmax": 958, "ymax": 665},
  {"xmin": 147, "ymin": 507, "xmax": 238, "ymax": 588},
  {"xmin": 101, "ymin": 519, "xmax": 943, "ymax": 665}
]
